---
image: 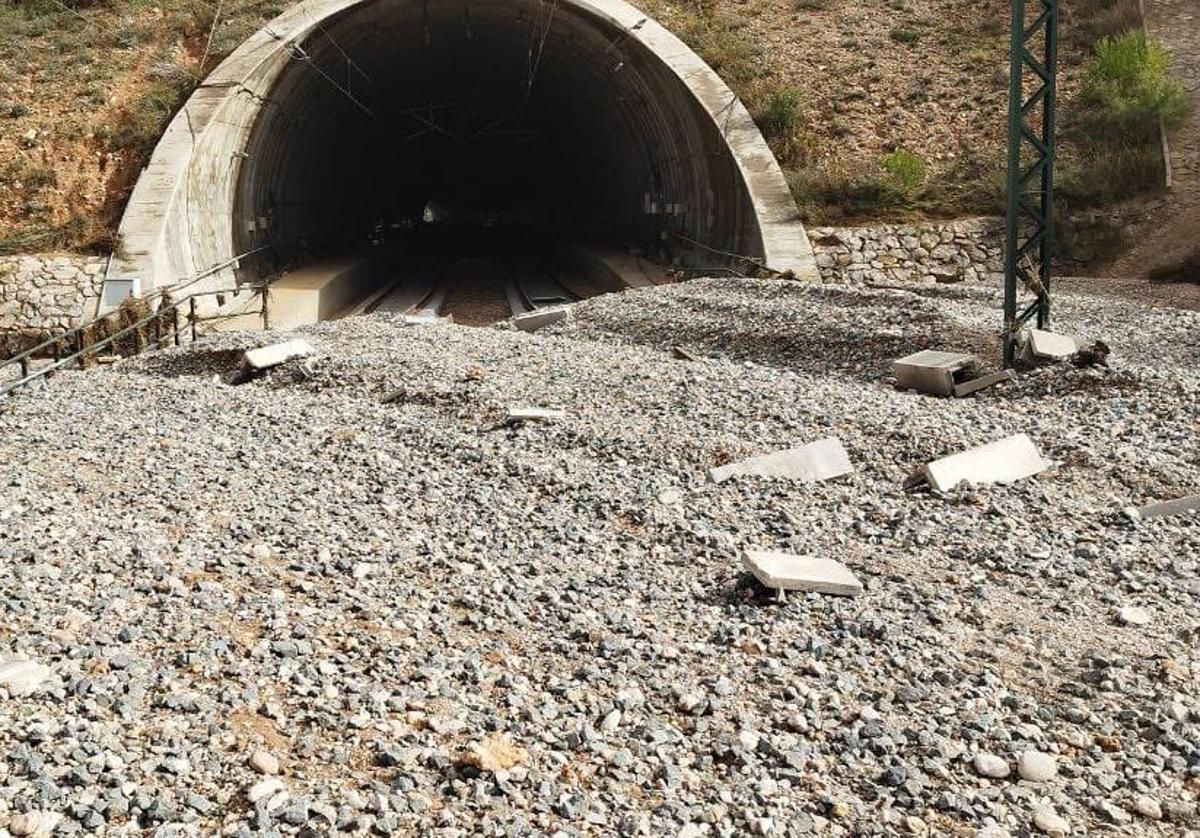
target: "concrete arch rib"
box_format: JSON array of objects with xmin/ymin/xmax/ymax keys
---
[{"xmin": 101, "ymin": 0, "xmax": 817, "ymax": 309}]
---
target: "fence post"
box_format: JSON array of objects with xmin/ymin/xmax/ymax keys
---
[
  {"xmin": 190, "ymin": 298, "xmax": 198, "ymax": 342},
  {"xmin": 261, "ymin": 286, "xmax": 270, "ymax": 330},
  {"xmin": 173, "ymin": 304, "xmax": 181, "ymax": 347}
]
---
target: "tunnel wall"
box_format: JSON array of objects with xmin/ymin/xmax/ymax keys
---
[{"xmin": 101, "ymin": 0, "xmax": 818, "ymax": 310}]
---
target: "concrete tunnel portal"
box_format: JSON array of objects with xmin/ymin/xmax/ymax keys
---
[{"xmin": 102, "ymin": 0, "xmax": 818, "ymax": 320}]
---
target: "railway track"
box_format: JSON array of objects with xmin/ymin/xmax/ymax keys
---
[{"xmin": 369, "ymin": 250, "xmax": 577, "ymax": 323}]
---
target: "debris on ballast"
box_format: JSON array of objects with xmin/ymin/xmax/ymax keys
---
[
  {"xmin": 710, "ymin": 437, "xmax": 853, "ymax": 484},
  {"xmin": 743, "ymin": 551, "xmax": 864, "ymax": 600},
  {"xmin": 1129, "ymin": 494, "xmax": 1200, "ymax": 520},
  {"xmin": 1017, "ymin": 328, "xmax": 1078, "ymax": 365},
  {"xmin": 909, "ymin": 433, "xmax": 1049, "ymax": 492},
  {"xmin": 513, "ymin": 306, "xmax": 571, "ymax": 332},
  {"xmin": 506, "ymin": 407, "xmax": 566, "ymax": 424},
  {"xmin": 891, "ymin": 350, "xmax": 979, "ymax": 396},
  {"xmin": 952, "ymin": 369, "xmax": 1016, "ymax": 397},
  {"xmin": 1071, "ymin": 340, "xmax": 1111, "ymax": 368}
]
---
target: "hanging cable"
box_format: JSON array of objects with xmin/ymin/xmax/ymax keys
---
[{"xmin": 520, "ymin": 0, "xmax": 558, "ymax": 112}]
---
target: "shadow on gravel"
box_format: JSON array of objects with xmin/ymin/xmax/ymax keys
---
[
  {"xmin": 574, "ymin": 290, "xmax": 1001, "ymax": 383},
  {"xmin": 126, "ymin": 347, "xmax": 248, "ymax": 379}
]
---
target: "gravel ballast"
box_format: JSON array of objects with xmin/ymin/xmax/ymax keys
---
[{"xmin": 1, "ymin": 277, "xmax": 1198, "ymax": 836}]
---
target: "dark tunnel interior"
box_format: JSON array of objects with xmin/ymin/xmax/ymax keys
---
[{"xmin": 232, "ymin": 0, "xmax": 766, "ymax": 284}]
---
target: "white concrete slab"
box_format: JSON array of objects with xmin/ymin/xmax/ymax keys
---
[
  {"xmin": 743, "ymin": 551, "xmax": 863, "ymax": 596},
  {"xmin": 953, "ymin": 369, "xmax": 1016, "ymax": 398},
  {"xmin": 506, "ymin": 407, "xmax": 566, "ymax": 423},
  {"xmin": 243, "ymin": 339, "xmax": 314, "ymax": 371},
  {"xmin": 0, "ymin": 659, "xmax": 51, "ymax": 697},
  {"xmin": 921, "ymin": 433, "xmax": 1049, "ymax": 492},
  {"xmin": 1025, "ymin": 329, "xmax": 1078, "ymax": 361},
  {"xmin": 710, "ymin": 437, "xmax": 853, "ymax": 484},
  {"xmin": 513, "ymin": 306, "xmax": 571, "ymax": 332},
  {"xmin": 1136, "ymin": 494, "xmax": 1200, "ymax": 519},
  {"xmin": 892, "ymin": 350, "xmax": 977, "ymax": 396}
]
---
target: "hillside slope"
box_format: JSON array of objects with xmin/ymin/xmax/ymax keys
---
[{"xmin": 0, "ymin": 0, "xmax": 1173, "ymax": 257}]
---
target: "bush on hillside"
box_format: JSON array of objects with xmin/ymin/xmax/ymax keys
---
[
  {"xmin": 1081, "ymin": 31, "xmax": 1190, "ymax": 138},
  {"xmin": 880, "ymin": 150, "xmax": 927, "ymax": 199},
  {"xmin": 754, "ymin": 85, "xmax": 804, "ymax": 140}
]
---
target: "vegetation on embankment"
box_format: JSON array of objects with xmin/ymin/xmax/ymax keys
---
[{"xmin": 0, "ymin": 0, "xmax": 1190, "ymax": 257}]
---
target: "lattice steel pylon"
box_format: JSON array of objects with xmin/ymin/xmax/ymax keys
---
[{"xmin": 1003, "ymin": 0, "xmax": 1060, "ymax": 367}]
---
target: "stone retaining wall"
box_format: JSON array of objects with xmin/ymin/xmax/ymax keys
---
[
  {"xmin": 0, "ymin": 218, "xmax": 1006, "ymax": 357},
  {"xmin": 807, "ymin": 217, "xmax": 1004, "ymax": 284},
  {"xmin": 0, "ymin": 254, "xmax": 106, "ymax": 357}
]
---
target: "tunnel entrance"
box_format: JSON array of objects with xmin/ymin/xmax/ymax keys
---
[
  {"xmin": 235, "ymin": 0, "xmax": 767, "ymax": 288},
  {"xmin": 102, "ymin": 0, "xmax": 817, "ymax": 313}
]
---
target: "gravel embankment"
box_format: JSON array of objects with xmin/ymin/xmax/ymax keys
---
[{"xmin": 1, "ymin": 278, "xmax": 1198, "ymax": 837}]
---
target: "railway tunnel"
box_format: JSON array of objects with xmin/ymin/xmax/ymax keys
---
[{"xmin": 101, "ymin": 0, "xmax": 817, "ymax": 323}]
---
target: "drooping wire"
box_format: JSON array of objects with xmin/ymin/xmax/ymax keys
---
[{"xmin": 520, "ymin": 0, "xmax": 558, "ymax": 112}]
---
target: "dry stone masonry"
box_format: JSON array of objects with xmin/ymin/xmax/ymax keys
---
[
  {"xmin": 807, "ymin": 216, "xmax": 1003, "ymax": 285},
  {"xmin": 0, "ymin": 254, "xmax": 105, "ymax": 356}
]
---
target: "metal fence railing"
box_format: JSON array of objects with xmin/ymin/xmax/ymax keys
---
[{"xmin": 0, "ymin": 285, "xmax": 268, "ymax": 398}]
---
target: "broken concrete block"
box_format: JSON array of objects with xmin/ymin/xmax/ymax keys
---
[
  {"xmin": 919, "ymin": 433, "xmax": 1049, "ymax": 492},
  {"xmin": 953, "ymin": 369, "xmax": 1016, "ymax": 398},
  {"xmin": 506, "ymin": 407, "xmax": 566, "ymax": 423},
  {"xmin": 710, "ymin": 437, "xmax": 853, "ymax": 484},
  {"xmin": 893, "ymin": 350, "xmax": 978, "ymax": 396},
  {"xmin": 743, "ymin": 551, "xmax": 863, "ymax": 596},
  {"xmin": 1022, "ymin": 329, "xmax": 1078, "ymax": 362},
  {"xmin": 243, "ymin": 339, "xmax": 314, "ymax": 371},
  {"xmin": 0, "ymin": 659, "xmax": 51, "ymax": 697},
  {"xmin": 1136, "ymin": 494, "xmax": 1200, "ymax": 519},
  {"xmin": 513, "ymin": 306, "xmax": 570, "ymax": 332}
]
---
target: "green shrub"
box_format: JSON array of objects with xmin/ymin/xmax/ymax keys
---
[
  {"xmin": 889, "ymin": 27, "xmax": 920, "ymax": 45},
  {"xmin": 880, "ymin": 150, "xmax": 926, "ymax": 198},
  {"xmin": 754, "ymin": 85, "xmax": 804, "ymax": 140},
  {"xmin": 1081, "ymin": 31, "xmax": 1190, "ymax": 136}
]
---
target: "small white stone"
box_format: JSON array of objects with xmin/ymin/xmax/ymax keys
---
[
  {"xmin": 973, "ymin": 751, "xmax": 1011, "ymax": 779},
  {"xmin": 1117, "ymin": 606, "xmax": 1151, "ymax": 626},
  {"xmin": 1134, "ymin": 794, "xmax": 1162, "ymax": 820},
  {"xmin": 8, "ymin": 811, "xmax": 63, "ymax": 836},
  {"xmin": 1032, "ymin": 806, "xmax": 1069, "ymax": 836},
  {"xmin": 249, "ymin": 750, "xmax": 280, "ymax": 775},
  {"xmin": 600, "ymin": 709, "xmax": 621, "ymax": 733},
  {"xmin": 247, "ymin": 777, "xmax": 285, "ymax": 803},
  {"xmin": 1017, "ymin": 750, "xmax": 1057, "ymax": 782}
]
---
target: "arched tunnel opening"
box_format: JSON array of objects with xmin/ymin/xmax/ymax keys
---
[{"xmin": 229, "ymin": 0, "xmax": 776, "ymax": 322}]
